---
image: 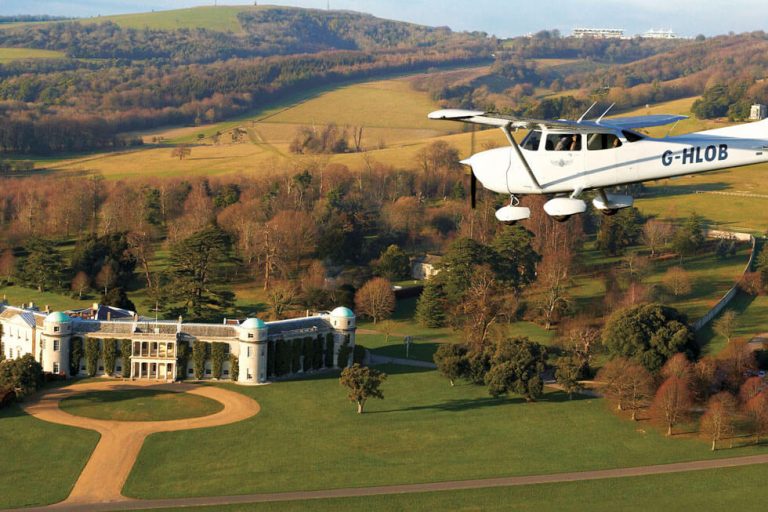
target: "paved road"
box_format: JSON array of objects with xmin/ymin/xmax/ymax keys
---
[
  {"xmin": 10, "ymin": 453, "xmax": 768, "ymax": 512},
  {"xmin": 19, "ymin": 380, "xmax": 260, "ymax": 507}
]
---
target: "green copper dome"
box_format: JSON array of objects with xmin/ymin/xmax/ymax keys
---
[
  {"xmin": 241, "ymin": 317, "xmax": 267, "ymax": 329},
  {"xmin": 45, "ymin": 311, "xmax": 71, "ymax": 323},
  {"xmin": 330, "ymin": 307, "xmax": 355, "ymax": 318}
]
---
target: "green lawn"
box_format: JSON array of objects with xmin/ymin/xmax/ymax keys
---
[
  {"xmin": 130, "ymin": 462, "xmax": 768, "ymax": 511},
  {"xmin": 84, "ymin": 6, "xmax": 254, "ymax": 34},
  {"xmin": 124, "ymin": 366, "xmax": 768, "ymax": 500},
  {"xmin": 697, "ymin": 292, "xmax": 768, "ymax": 356},
  {"xmin": 0, "ymin": 405, "xmax": 99, "ymax": 509},
  {"xmin": 59, "ymin": 389, "xmax": 223, "ymax": 422},
  {"xmin": 0, "ymin": 284, "xmax": 93, "ymax": 312}
]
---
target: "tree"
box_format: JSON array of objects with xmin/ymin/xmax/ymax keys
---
[
  {"xmin": 0, "ymin": 249, "xmax": 15, "ymax": 285},
  {"xmin": 555, "ymin": 356, "xmax": 585, "ymax": 399},
  {"xmin": 267, "ymin": 281, "xmax": 297, "ymax": 320},
  {"xmin": 672, "ymin": 213, "xmax": 706, "ymax": 257},
  {"xmin": 17, "ymin": 238, "xmax": 65, "ymax": 292},
  {"xmin": 713, "ymin": 310, "xmax": 738, "ymax": 343},
  {"xmin": 662, "ymin": 266, "xmax": 692, "ymax": 297},
  {"xmin": 433, "ymin": 344, "xmax": 468, "ymax": 387},
  {"xmin": 652, "ymin": 376, "xmax": 693, "ymax": 435},
  {"xmin": 536, "ymin": 250, "xmax": 572, "ymax": 330},
  {"xmin": 171, "ymin": 144, "xmax": 191, "ymax": 160},
  {"xmin": 339, "ymin": 364, "xmax": 387, "ymax": 414},
  {"xmin": 700, "ymin": 392, "xmax": 737, "ymax": 451},
  {"xmin": 192, "ymin": 340, "xmax": 208, "ymax": 380},
  {"xmin": 458, "ymin": 265, "xmax": 505, "ymax": 348},
  {"xmin": 602, "ymin": 303, "xmax": 697, "ymax": 373},
  {"xmin": 71, "ymin": 271, "xmax": 90, "ymax": 300},
  {"xmin": 416, "ymin": 281, "xmax": 446, "ymax": 328},
  {"xmin": 355, "ymin": 277, "xmax": 395, "ymax": 324},
  {"xmin": 164, "ymin": 225, "xmax": 236, "ymax": 321},
  {"xmin": 744, "ymin": 391, "xmax": 768, "ymax": 445},
  {"xmin": 598, "ymin": 358, "xmax": 653, "ymax": 417},
  {"xmin": 490, "ymin": 225, "xmax": 539, "ymax": 291},
  {"xmin": 643, "ymin": 219, "xmax": 673, "ymax": 257},
  {"xmin": 375, "ymin": 245, "xmax": 411, "ymax": 281},
  {"xmin": 485, "ymin": 338, "xmax": 547, "ymax": 402},
  {"xmin": 719, "ymin": 339, "xmax": 756, "ymax": 391},
  {"xmin": 0, "ymin": 355, "xmax": 43, "ymax": 399},
  {"xmin": 596, "ymin": 207, "xmax": 643, "ymax": 256},
  {"xmin": 559, "ymin": 318, "xmax": 600, "ymax": 376}
]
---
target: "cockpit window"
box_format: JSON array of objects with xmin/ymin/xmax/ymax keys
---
[
  {"xmin": 521, "ymin": 130, "xmax": 541, "ymax": 151},
  {"xmin": 546, "ymin": 133, "xmax": 581, "ymax": 151},
  {"xmin": 622, "ymin": 130, "xmax": 645, "ymax": 142},
  {"xmin": 587, "ymin": 133, "xmax": 622, "ymax": 150}
]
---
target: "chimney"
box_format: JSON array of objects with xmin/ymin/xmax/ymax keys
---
[
  {"xmin": 107, "ymin": 311, "xmax": 111, "ymax": 321},
  {"xmin": 178, "ymin": 315, "xmax": 183, "ymax": 324},
  {"xmin": 44, "ymin": 304, "xmax": 50, "ymax": 314}
]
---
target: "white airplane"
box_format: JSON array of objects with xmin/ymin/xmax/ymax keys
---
[{"xmin": 428, "ymin": 105, "xmax": 768, "ymax": 223}]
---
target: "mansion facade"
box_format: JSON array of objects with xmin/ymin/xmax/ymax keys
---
[{"xmin": 0, "ymin": 302, "xmax": 356, "ymax": 385}]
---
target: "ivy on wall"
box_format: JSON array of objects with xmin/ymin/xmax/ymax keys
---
[
  {"xmin": 267, "ymin": 339, "xmax": 276, "ymax": 377},
  {"xmin": 120, "ymin": 339, "xmax": 132, "ymax": 378},
  {"xmin": 353, "ymin": 344, "xmax": 365, "ymax": 365},
  {"xmin": 301, "ymin": 336, "xmax": 313, "ymax": 372},
  {"xmin": 313, "ymin": 335, "xmax": 323, "ymax": 370},
  {"xmin": 337, "ymin": 336, "xmax": 352, "ymax": 368},
  {"xmin": 192, "ymin": 340, "xmax": 208, "ymax": 380},
  {"xmin": 69, "ymin": 336, "xmax": 83, "ymax": 376},
  {"xmin": 177, "ymin": 340, "xmax": 190, "ymax": 380},
  {"xmin": 211, "ymin": 342, "xmax": 227, "ymax": 380},
  {"xmin": 85, "ymin": 338, "xmax": 100, "ymax": 377},
  {"xmin": 324, "ymin": 333, "xmax": 334, "ymax": 368},
  {"xmin": 290, "ymin": 338, "xmax": 302, "ymax": 374},
  {"xmin": 103, "ymin": 338, "xmax": 117, "ymax": 376},
  {"xmin": 275, "ymin": 339, "xmax": 291, "ymax": 376},
  {"xmin": 229, "ymin": 354, "xmax": 239, "ymax": 382}
]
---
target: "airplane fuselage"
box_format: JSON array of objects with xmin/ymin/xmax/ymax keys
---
[{"xmin": 469, "ymin": 122, "xmax": 768, "ymax": 196}]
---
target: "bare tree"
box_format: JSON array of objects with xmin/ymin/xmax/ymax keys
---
[
  {"xmin": 701, "ymin": 392, "xmax": 737, "ymax": 451},
  {"xmin": 95, "ymin": 264, "xmax": 116, "ymax": 296},
  {"xmin": 71, "ymin": 271, "xmax": 90, "ymax": 300},
  {"xmin": 744, "ymin": 391, "xmax": 768, "ymax": 444},
  {"xmin": 0, "ymin": 249, "xmax": 15, "ymax": 284},
  {"xmin": 662, "ymin": 266, "xmax": 692, "ymax": 296},
  {"xmin": 719, "ymin": 339, "xmax": 756, "ymax": 391},
  {"xmin": 459, "ymin": 265, "xmax": 505, "ymax": 348},
  {"xmin": 536, "ymin": 250, "xmax": 572, "ymax": 330},
  {"xmin": 355, "ymin": 277, "xmax": 395, "ymax": 324},
  {"xmin": 267, "ymin": 281, "xmax": 297, "ymax": 320},
  {"xmin": 598, "ymin": 358, "xmax": 653, "ymax": 419},
  {"xmin": 643, "ymin": 219, "xmax": 673, "ymax": 257},
  {"xmin": 171, "ymin": 144, "xmax": 192, "ymax": 160},
  {"xmin": 713, "ymin": 310, "xmax": 738, "ymax": 343},
  {"xmin": 651, "ymin": 376, "xmax": 693, "ymax": 435}
]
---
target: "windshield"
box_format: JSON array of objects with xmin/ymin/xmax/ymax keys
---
[{"xmin": 521, "ymin": 130, "xmax": 542, "ymax": 151}]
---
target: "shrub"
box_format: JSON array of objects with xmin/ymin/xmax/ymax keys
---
[
  {"xmin": 302, "ymin": 336, "xmax": 314, "ymax": 372},
  {"xmin": 324, "ymin": 333, "xmax": 335, "ymax": 367},
  {"xmin": 313, "ymin": 335, "xmax": 324, "ymax": 369},
  {"xmin": 267, "ymin": 340, "xmax": 276, "ymax": 376},
  {"xmin": 291, "ymin": 338, "xmax": 302, "ymax": 373},
  {"xmin": 337, "ymin": 335, "xmax": 352, "ymax": 368},
  {"xmin": 275, "ymin": 340, "xmax": 291, "ymax": 376},
  {"xmin": 353, "ymin": 344, "xmax": 366, "ymax": 365}
]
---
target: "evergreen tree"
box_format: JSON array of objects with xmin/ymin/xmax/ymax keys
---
[
  {"xmin": 490, "ymin": 225, "xmax": 539, "ymax": 290},
  {"xmin": 375, "ymin": 245, "xmax": 411, "ymax": 281},
  {"xmin": 416, "ymin": 281, "xmax": 447, "ymax": 328},
  {"xmin": 164, "ymin": 225, "xmax": 237, "ymax": 321},
  {"xmin": 18, "ymin": 238, "xmax": 65, "ymax": 292}
]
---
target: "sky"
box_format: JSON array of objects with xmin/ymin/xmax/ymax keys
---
[{"xmin": 2, "ymin": 0, "xmax": 766, "ymax": 38}]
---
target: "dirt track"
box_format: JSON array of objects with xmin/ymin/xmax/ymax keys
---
[{"xmin": 20, "ymin": 380, "xmax": 260, "ymax": 506}]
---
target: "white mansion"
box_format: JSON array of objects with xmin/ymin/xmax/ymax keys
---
[{"xmin": 0, "ymin": 301, "xmax": 356, "ymax": 385}]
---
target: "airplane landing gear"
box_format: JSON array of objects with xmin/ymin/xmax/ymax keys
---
[
  {"xmin": 601, "ymin": 208, "xmax": 619, "ymax": 216},
  {"xmin": 495, "ymin": 195, "xmax": 531, "ymax": 224},
  {"xmin": 553, "ymin": 215, "xmax": 571, "ymax": 222}
]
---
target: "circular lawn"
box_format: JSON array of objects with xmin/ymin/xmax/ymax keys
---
[{"xmin": 59, "ymin": 389, "xmax": 224, "ymax": 422}]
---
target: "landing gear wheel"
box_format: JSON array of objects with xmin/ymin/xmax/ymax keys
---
[
  {"xmin": 553, "ymin": 215, "xmax": 571, "ymax": 223},
  {"xmin": 503, "ymin": 221, "xmax": 518, "ymax": 226},
  {"xmin": 602, "ymin": 209, "xmax": 618, "ymax": 216}
]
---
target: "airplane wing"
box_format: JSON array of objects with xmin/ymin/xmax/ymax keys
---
[{"xmin": 428, "ymin": 109, "xmax": 687, "ymax": 131}]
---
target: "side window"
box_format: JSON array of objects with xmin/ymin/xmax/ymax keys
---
[
  {"xmin": 622, "ymin": 130, "xmax": 645, "ymax": 142},
  {"xmin": 521, "ymin": 130, "xmax": 542, "ymax": 151},
  {"xmin": 546, "ymin": 133, "xmax": 581, "ymax": 151},
  {"xmin": 587, "ymin": 133, "xmax": 622, "ymax": 150}
]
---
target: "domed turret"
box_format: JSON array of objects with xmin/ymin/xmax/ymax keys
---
[
  {"xmin": 44, "ymin": 311, "xmax": 72, "ymax": 335},
  {"xmin": 238, "ymin": 317, "xmax": 267, "ymax": 342},
  {"xmin": 330, "ymin": 306, "xmax": 355, "ymax": 330},
  {"xmin": 45, "ymin": 311, "xmax": 71, "ymax": 324}
]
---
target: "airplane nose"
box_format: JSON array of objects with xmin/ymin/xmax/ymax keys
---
[{"xmin": 460, "ymin": 157, "xmax": 473, "ymax": 166}]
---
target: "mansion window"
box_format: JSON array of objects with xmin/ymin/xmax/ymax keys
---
[
  {"xmin": 53, "ymin": 339, "xmax": 60, "ymax": 351},
  {"xmin": 53, "ymin": 362, "xmax": 59, "ymax": 374},
  {"xmin": 54, "ymin": 326, "xmax": 60, "ymax": 333}
]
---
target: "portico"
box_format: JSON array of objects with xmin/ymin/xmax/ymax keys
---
[{"xmin": 130, "ymin": 338, "xmax": 177, "ymax": 382}]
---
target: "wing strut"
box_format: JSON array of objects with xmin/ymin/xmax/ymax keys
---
[{"xmin": 501, "ymin": 123, "xmax": 543, "ymax": 192}]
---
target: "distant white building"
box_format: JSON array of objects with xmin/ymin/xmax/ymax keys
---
[
  {"xmin": 572, "ymin": 27, "xmax": 624, "ymax": 39},
  {"xmin": 642, "ymin": 29, "xmax": 679, "ymax": 39},
  {"xmin": 750, "ymin": 104, "xmax": 767, "ymax": 121}
]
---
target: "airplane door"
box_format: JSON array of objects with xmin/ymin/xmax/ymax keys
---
[
  {"xmin": 542, "ymin": 132, "xmax": 585, "ymax": 190},
  {"xmin": 583, "ymin": 132, "xmax": 621, "ymax": 189}
]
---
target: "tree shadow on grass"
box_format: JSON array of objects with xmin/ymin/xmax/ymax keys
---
[
  {"xmin": 369, "ymin": 388, "xmax": 592, "ymax": 414},
  {"xmin": 61, "ymin": 389, "xmax": 174, "ymax": 405}
]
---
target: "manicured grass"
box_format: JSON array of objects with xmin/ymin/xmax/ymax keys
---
[
  {"xmin": 0, "ymin": 284, "xmax": 93, "ymax": 312},
  {"xmin": 59, "ymin": 389, "xmax": 224, "ymax": 422},
  {"xmin": 124, "ymin": 366, "xmax": 768, "ymax": 499},
  {"xmin": 0, "ymin": 405, "xmax": 99, "ymax": 509},
  {"xmin": 130, "ymin": 462, "xmax": 768, "ymax": 511},
  {"xmin": 698, "ymin": 292, "xmax": 768, "ymax": 356},
  {"xmin": 0, "ymin": 47, "xmax": 65, "ymax": 62}
]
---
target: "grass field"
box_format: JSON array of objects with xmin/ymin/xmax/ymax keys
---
[
  {"xmin": 130, "ymin": 462, "xmax": 768, "ymax": 511},
  {"xmin": 80, "ymin": 6, "xmax": 255, "ymax": 34},
  {"xmin": 0, "ymin": 405, "xmax": 99, "ymax": 509},
  {"xmin": 59, "ymin": 389, "xmax": 224, "ymax": 422},
  {"xmin": 0, "ymin": 284, "xmax": 93, "ymax": 312},
  {"xmin": 0, "ymin": 47, "xmax": 65, "ymax": 62},
  {"xmin": 123, "ymin": 366, "xmax": 768, "ymax": 499}
]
